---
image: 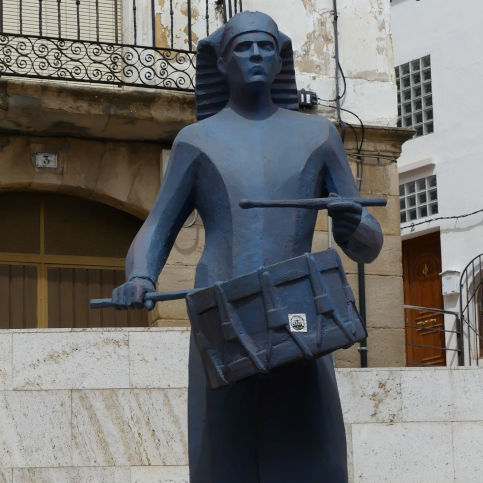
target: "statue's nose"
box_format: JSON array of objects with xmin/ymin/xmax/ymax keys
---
[{"xmin": 250, "ymin": 43, "xmax": 262, "ymax": 60}]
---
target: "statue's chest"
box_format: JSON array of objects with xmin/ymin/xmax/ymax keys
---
[{"xmin": 204, "ymin": 132, "xmax": 313, "ymax": 199}]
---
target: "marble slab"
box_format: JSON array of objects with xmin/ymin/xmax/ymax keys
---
[
  {"xmin": 12, "ymin": 467, "xmax": 129, "ymax": 483},
  {"xmin": 130, "ymin": 331, "xmax": 189, "ymax": 388},
  {"xmin": 337, "ymin": 369, "xmax": 402, "ymax": 423},
  {"xmin": 0, "ymin": 391, "xmax": 71, "ymax": 468},
  {"xmin": 72, "ymin": 389, "xmax": 188, "ymax": 467},
  {"xmin": 13, "ymin": 332, "xmax": 129, "ymax": 390},
  {"xmin": 0, "ymin": 334, "xmax": 12, "ymax": 390},
  {"xmin": 0, "ymin": 469, "xmax": 12, "ymax": 483},
  {"xmin": 352, "ymin": 422, "xmax": 454, "ymax": 483},
  {"xmin": 131, "ymin": 466, "xmax": 189, "ymax": 483},
  {"xmin": 453, "ymin": 421, "xmax": 483, "ymax": 483},
  {"xmin": 402, "ymin": 368, "xmax": 483, "ymax": 422}
]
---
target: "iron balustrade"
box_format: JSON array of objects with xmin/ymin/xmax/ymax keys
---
[
  {"xmin": 402, "ymin": 304, "xmax": 464, "ymax": 366},
  {"xmin": 460, "ymin": 253, "xmax": 483, "ymax": 365},
  {"xmin": 0, "ymin": 0, "xmax": 242, "ymax": 90}
]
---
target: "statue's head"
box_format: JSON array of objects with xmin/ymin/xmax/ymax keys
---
[
  {"xmin": 216, "ymin": 12, "xmax": 282, "ymax": 90},
  {"xmin": 195, "ymin": 11, "xmax": 298, "ymax": 120}
]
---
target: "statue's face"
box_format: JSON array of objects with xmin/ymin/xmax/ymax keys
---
[{"xmin": 218, "ymin": 32, "xmax": 282, "ymax": 88}]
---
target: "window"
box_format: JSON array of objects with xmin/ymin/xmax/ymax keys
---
[
  {"xmin": 399, "ymin": 175, "xmax": 438, "ymax": 223},
  {"xmin": 1, "ymin": 0, "xmax": 122, "ymax": 43},
  {"xmin": 0, "ymin": 192, "xmax": 147, "ymax": 328},
  {"xmin": 395, "ymin": 55, "xmax": 433, "ymax": 136}
]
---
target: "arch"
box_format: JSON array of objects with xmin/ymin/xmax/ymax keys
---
[
  {"xmin": 0, "ymin": 191, "xmax": 148, "ymax": 328},
  {"xmin": 0, "ymin": 133, "xmax": 163, "ymax": 220},
  {"xmin": 0, "ymin": 182, "xmax": 149, "ymax": 220}
]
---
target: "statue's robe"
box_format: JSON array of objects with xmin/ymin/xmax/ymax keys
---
[{"xmin": 127, "ymin": 107, "xmax": 382, "ymax": 483}]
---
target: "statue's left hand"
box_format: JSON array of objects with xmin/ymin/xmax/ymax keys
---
[{"xmin": 327, "ymin": 193, "xmax": 362, "ymax": 245}]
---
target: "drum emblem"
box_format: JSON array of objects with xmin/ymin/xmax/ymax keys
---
[{"xmin": 288, "ymin": 313, "xmax": 307, "ymax": 333}]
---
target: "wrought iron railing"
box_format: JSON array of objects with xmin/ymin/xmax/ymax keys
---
[
  {"xmin": 460, "ymin": 254, "xmax": 483, "ymax": 365},
  {"xmin": 403, "ymin": 304, "xmax": 464, "ymax": 366},
  {"xmin": 0, "ymin": 0, "xmax": 243, "ymax": 90}
]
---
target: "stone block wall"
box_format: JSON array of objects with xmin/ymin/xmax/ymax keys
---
[{"xmin": 1, "ymin": 328, "xmax": 482, "ymax": 482}]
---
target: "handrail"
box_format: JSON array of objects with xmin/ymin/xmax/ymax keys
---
[
  {"xmin": 402, "ymin": 303, "xmax": 464, "ymax": 366},
  {"xmin": 402, "ymin": 304, "xmax": 459, "ymax": 317}
]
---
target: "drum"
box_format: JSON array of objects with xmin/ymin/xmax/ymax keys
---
[{"xmin": 186, "ymin": 248, "xmax": 366, "ymax": 389}]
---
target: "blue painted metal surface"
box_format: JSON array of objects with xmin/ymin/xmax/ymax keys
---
[{"xmin": 107, "ymin": 12, "xmax": 383, "ymax": 483}]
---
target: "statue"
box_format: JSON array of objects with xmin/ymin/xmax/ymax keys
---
[{"xmin": 109, "ymin": 11, "xmax": 383, "ymax": 483}]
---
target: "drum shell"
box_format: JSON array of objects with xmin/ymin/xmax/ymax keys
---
[{"xmin": 186, "ymin": 248, "xmax": 366, "ymax": 389}]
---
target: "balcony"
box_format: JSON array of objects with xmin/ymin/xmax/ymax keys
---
[{"xmin": 0, "ymin": 0, "xmax": 242, "ymax": 91}]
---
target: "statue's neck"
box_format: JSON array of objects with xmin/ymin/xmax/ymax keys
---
[{"xmin": 227, "ymin": 84, "xmax": 277, "ymax": 120}]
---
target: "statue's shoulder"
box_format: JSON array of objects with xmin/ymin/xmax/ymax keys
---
[
  {"xmin": 173, "ymin": 114, "xmax": 222, "ymax": 148},
  {"xmin": 277, "ymin": 109, "xmax": 333, "ymax": 133},
  {"xmin": 276, "ymin": 109, "xmax": 334, "ymax": 148}
]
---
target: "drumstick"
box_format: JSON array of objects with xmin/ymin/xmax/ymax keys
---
[
  {"xmin": 239, "ymin": 196, "xmax": 387, "ymax": 210},
  {"xmin": 89, "ymin": 288, "xmax": 198, "ymax": 309}
]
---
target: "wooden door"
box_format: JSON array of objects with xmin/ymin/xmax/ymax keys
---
[
  {"xmin": 0, "ymin": 192, "xmax": 148, "ymax": 329},
  {"xmin": 403, "ymin": 231, "xmax": 446, "ymax": 366}
]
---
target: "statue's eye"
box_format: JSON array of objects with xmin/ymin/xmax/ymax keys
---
[
  {"xmin": 234, "ymin": 42, "xmax": 252, "ymax": 53},
  {"xmin": 259, "ymin": 41, "xmax": 275, "ymax": 52}
]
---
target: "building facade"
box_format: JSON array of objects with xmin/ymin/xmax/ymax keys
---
[
  {"xmin": 1, "ymin": 0, "xmax": 408, "ymax": 367},
  {"xmin": 392, "ymin": 0, "xmax": 483, "ymax": 366},
  {"xmin": 1, "ymin": 1, "xmax": 461, "ymax": 481}
]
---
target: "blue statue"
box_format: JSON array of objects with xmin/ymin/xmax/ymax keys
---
[{"xmin": 110, "ymin": 11, "xmax": 383, "ymax": 482}]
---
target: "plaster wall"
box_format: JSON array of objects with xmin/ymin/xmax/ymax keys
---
[
  {"xmin": 0, "ymin": 328, "xmax": 481, "ymax": 482},
  {"xmin": 391, "ymin": 0, "xmax": 483, "ymax": 365},
  {"xmin": 142, "ymin": 0, "xmax": 398, "ymax": 126},
  {"xmin": 244, "ymin": 0, "xmax": 397, "ymax": 126}
]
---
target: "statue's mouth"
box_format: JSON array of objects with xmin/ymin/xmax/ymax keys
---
[{"xmin": 250, "ymin": 66, "xmax": 265, "ymax": 75}]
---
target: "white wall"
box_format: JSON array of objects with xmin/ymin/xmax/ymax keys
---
[
  {"xmin": 244, "ymin": 0, "xmax": 397, "ymax": 126},
  {"xmin": 392, "ymin": 0, "xmax": 483, "ymax": 363},
  {"xmin": 1, "ymin": 328, "xmax": 482, "ymax": 483}
]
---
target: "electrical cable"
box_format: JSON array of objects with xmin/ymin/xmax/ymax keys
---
[
  {"xmin": 401, "ymin": 207, "xmax": 483, "ymax": 231},
  {"xmin": 317, "ymin": 61, "xmax": 347, "ymax": 103},
  {"xmin": 318, "ymin": 101, "xmax": 366, "ymax": 189},
  {"xmin": 332, "ymin": 0, "xmax": 346, "ymax": 142},
  {"xmin": 346, "ymin": 153, "xmax": 399, "ymax": 165}
]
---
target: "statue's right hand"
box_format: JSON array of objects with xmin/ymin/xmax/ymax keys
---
[{"xmin": 111, "ymin": 277, "xmax": 156, "ymax": 310}]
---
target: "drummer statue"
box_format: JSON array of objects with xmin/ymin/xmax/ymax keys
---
[{"xmin": 111, "ymin": 11, "xmax": 382, "ymax": 483}]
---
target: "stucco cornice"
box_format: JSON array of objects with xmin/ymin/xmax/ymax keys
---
[{"xmin": 0, "ymin": 78, "xmax": 196, "ymax": 143}]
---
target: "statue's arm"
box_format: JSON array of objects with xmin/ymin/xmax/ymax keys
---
[
  {"xmin": 111, "ymin": 139, "xmax": 199, "ymax": 308},
  {"xmin": 321, "ymin": 122, "xmax": 383, "ymax": 264},
  {"xmin": 126, "ymin": 141, "xmax": 199, "ymax": 283}
]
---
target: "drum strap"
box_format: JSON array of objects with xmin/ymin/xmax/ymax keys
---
[
  {"xmin": 306, "ymin": 253, "xmax": 355, "ymax": 344},
  {"xmin": 214, "ymin": 282, "xmax": 268, "ymax": 374},
  {"xmin": 186, "ymin": 296, "xmax": 229, "ymax": 388},
  {"xmin": 259, "ymin": 269, "xmax": 314, "ymax": 360}
]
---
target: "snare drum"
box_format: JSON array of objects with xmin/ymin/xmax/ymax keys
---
[{"xmin": 186, "ymin": 248, "xmax": 365, "ymax": 389}]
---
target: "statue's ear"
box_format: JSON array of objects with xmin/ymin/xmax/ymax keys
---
[
  {"xmin": 217, "ymin": 57, "xmax": 227, "ymax": 76},
  {"xmin": 276, "ymin": 54, "xmax": 283, "ymax": 75},
  {"xmin": 271, "ymin": 32, "xmax": 299, "ymax": 112}
]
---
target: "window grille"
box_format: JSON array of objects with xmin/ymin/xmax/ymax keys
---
[
  {"xmin": 399, "ymin": 175, "xmax": 438, "ymax": 223},
  {"xmin": 395, "ymin": 55, "xmax": 433, "ymax": 137}
]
